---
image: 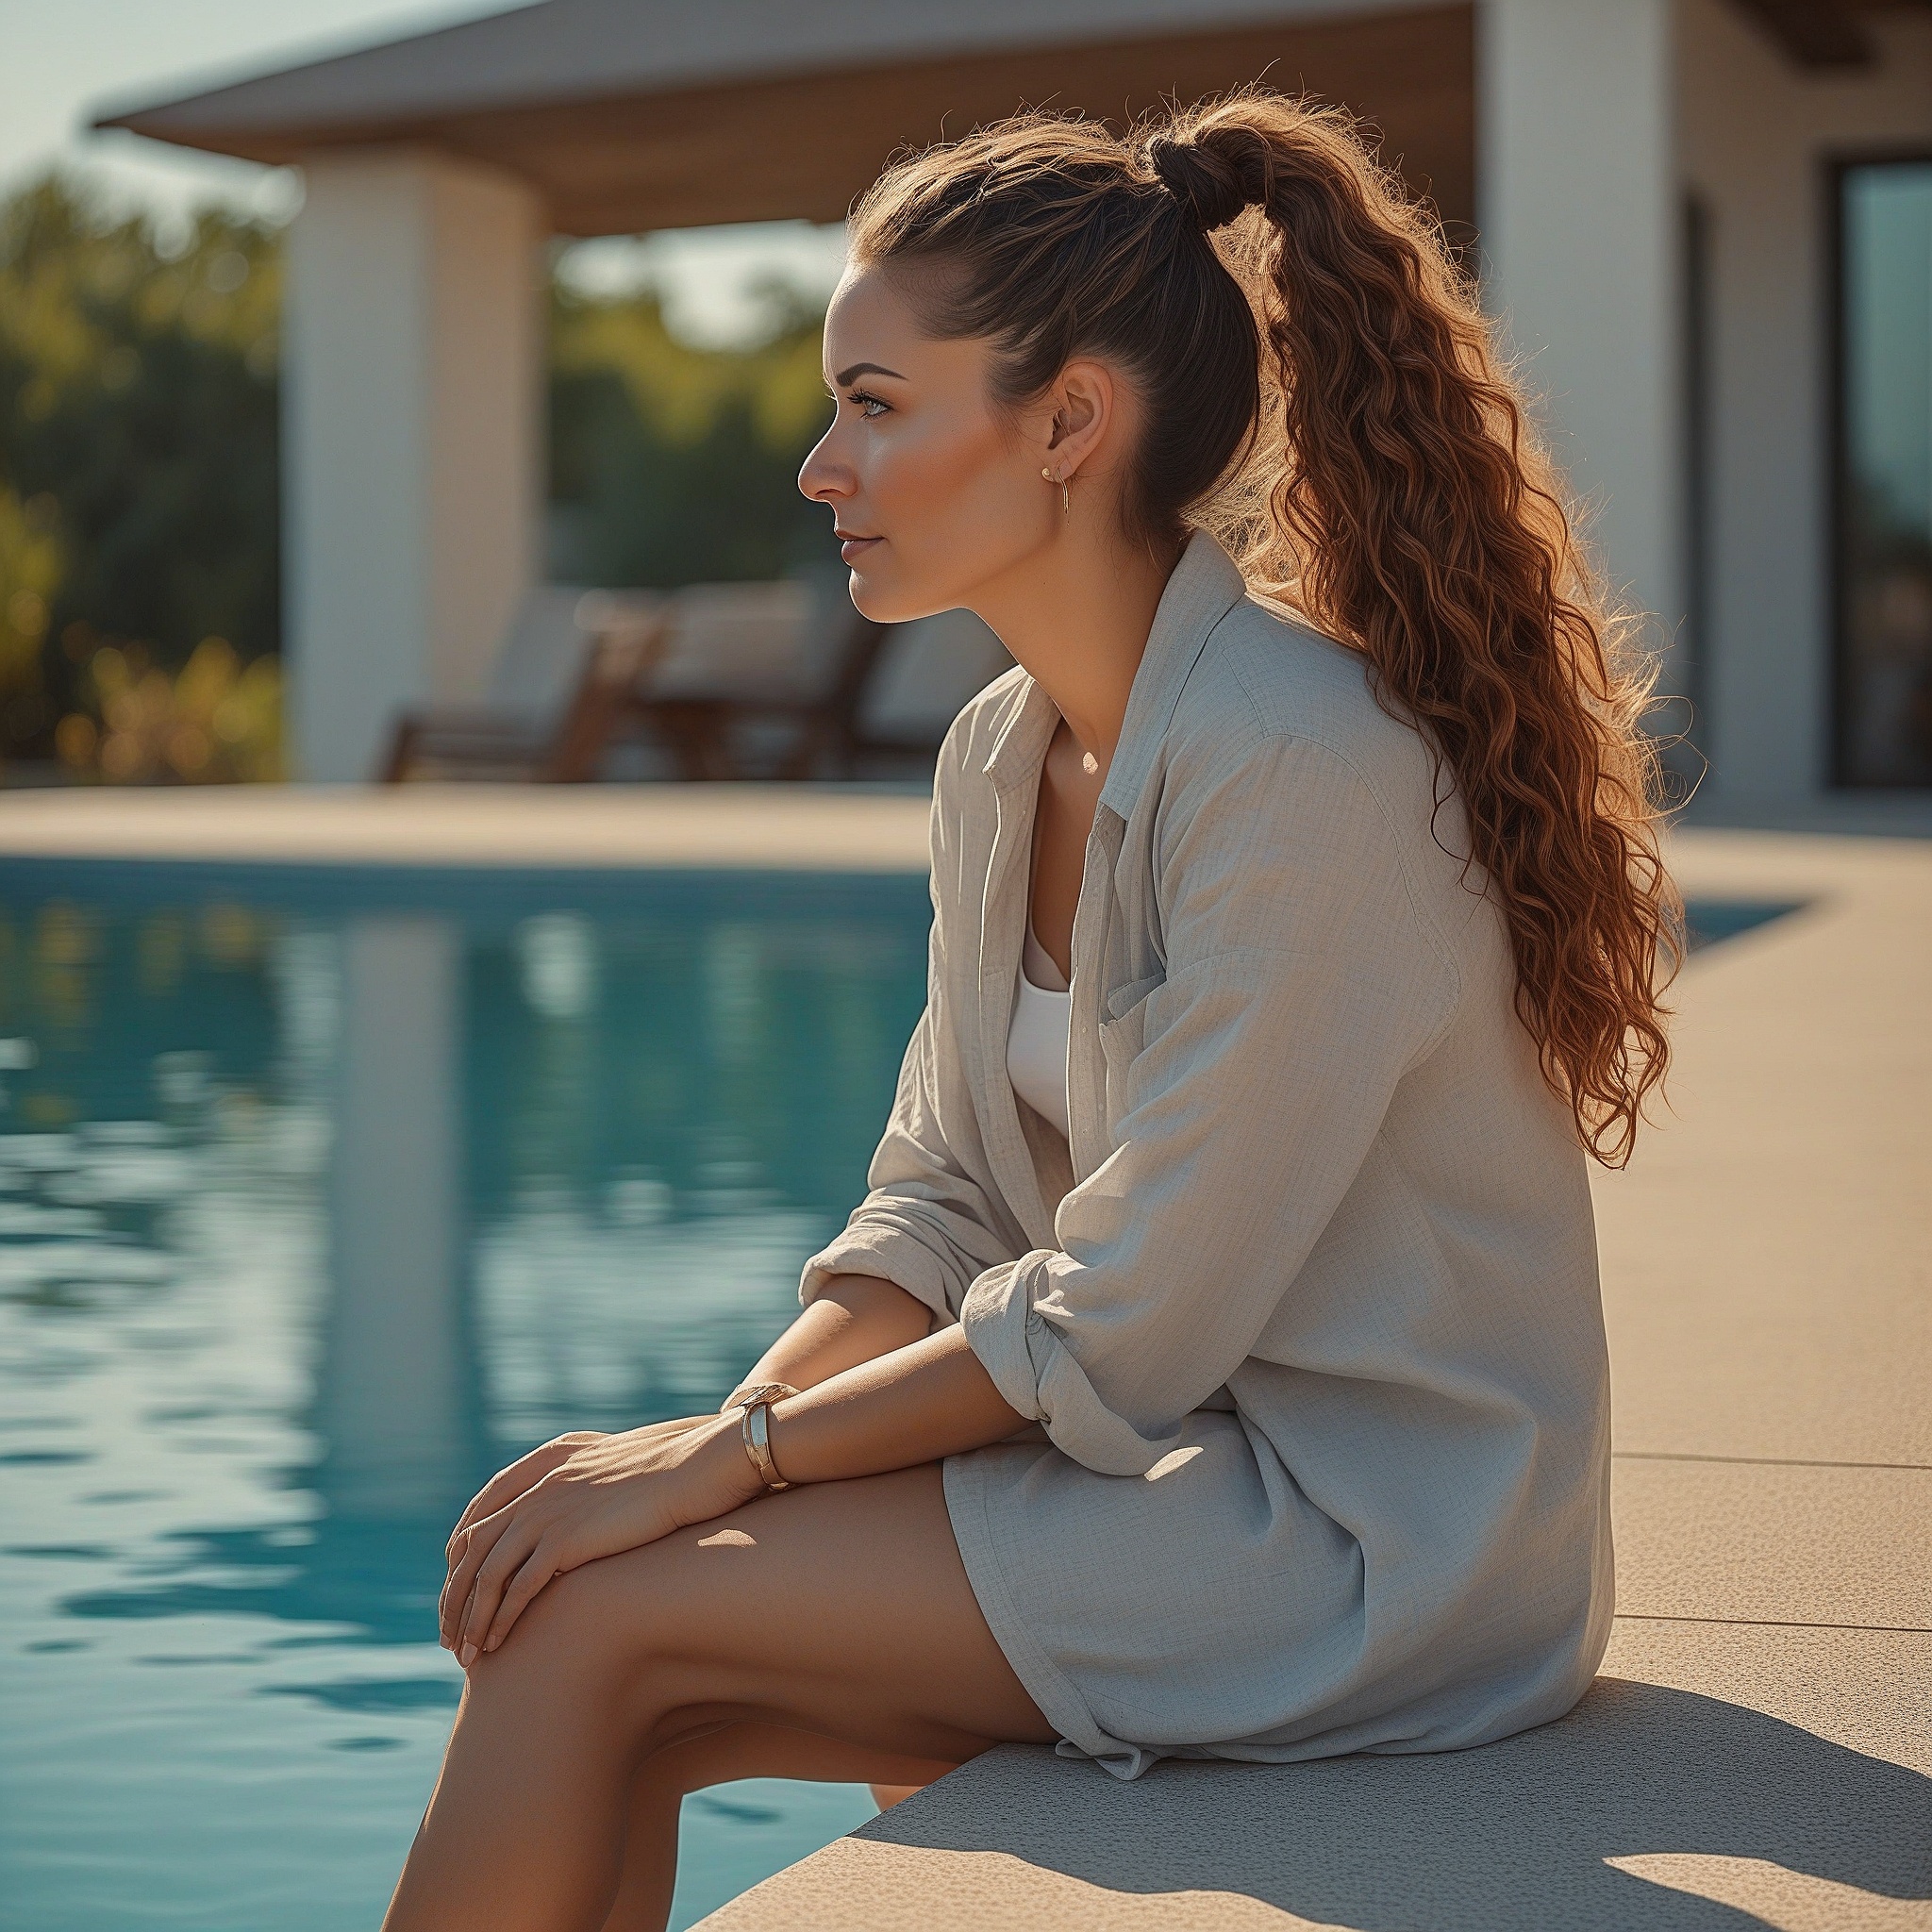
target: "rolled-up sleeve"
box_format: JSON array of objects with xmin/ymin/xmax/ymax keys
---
[
  {"xmin": 959, "ymin": 730, "xmax": 1461, "ymax": 1474},
  {"xmin": 799, "ymin": 754, "xmax": 1021, "ymax": 1325}
]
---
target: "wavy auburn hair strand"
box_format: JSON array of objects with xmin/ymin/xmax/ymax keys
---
[{"xmin": 851, "ymin": 92, "xmax": 1678, "ymax": 1166}]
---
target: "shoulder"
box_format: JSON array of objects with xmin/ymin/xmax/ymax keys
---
[
  {"xmin": 1154, "ymin": 593, "xmax": 1476, "ymax": 985},
  {"xmin": 930, "ymin": 658, "xmax": 1043, "ymax": 839},
  {"xmin": 1172, "ymin": 592, "xmax": 1442, "ymax": 823}
]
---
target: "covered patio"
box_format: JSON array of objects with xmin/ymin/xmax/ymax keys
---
[
  {"xmin": 96, "ymin": 2, "xmax": 1932, "ymax": 804},
  {"xmin": 100, "ymin": 0, "xmax": 1685, "ymax": 788}
]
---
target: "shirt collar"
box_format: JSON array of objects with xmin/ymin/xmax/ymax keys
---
[{"xmin": 980, "ymin": 527, "xmax": 1249, "ymax": 815}]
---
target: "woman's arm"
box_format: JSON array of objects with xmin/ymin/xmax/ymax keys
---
[
  {"xmin": 443, "ymin": 1325, "xmax": 1027, "ymax": 1662},
  {"xmin": 754, "ymin": 1321, "xmax": 1026, "ymax": 1480},
  {"xmin": 720, "ymin": 1273, "xmax": 935, "ymax": 1410},
  {"xmin": 439, "ymin": 1274, "xmax": 937, "ymax": 1629}
]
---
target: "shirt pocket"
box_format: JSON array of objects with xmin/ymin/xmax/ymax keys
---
[{"xmin": 1097, "ymin": 969, "xmax": 1167, "ymax": 1123}]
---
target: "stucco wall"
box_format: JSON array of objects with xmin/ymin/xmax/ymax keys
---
[{"xmin": 1677, "ymin": 2, "xmax": 1932, "ymax": 807}]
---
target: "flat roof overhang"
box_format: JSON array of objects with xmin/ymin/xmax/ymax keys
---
[{"xmin": 94, "ymin": 2, "xmax": 1476, "ymax": 236}]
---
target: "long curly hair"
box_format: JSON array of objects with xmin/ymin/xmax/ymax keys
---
[{"xmin": 850, "ymin": 91, "xmax": 1677, "ymax": 1166}]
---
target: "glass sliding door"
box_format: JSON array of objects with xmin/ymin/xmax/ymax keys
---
[{"xmin": 1836, "ymin": 158, "xmax": 1932, "ymax": 788}]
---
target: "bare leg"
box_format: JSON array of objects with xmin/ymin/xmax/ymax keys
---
[
  {"xmin": 382, "ymin": 1462, "xmax": 1055, "ymax": 1932},
  {"xmin": 599, "ymin": 1720, "xmax": 967, "ymax": 1932}
]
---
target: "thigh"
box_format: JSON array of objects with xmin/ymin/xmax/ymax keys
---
[{"xmin": 495, "ymin": 1459, "xmax": 1058, "ymax": 1765}]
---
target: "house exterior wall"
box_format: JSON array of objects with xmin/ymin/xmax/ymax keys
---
[
  {"xmin": 284, "ymin": 151, "xmax": 542, "ymax": 782},
  {"xmin": 1478, "ymin": 0, "xmax": 1684, "ymax": 704},
  {"xmin": 1677, "ymin": 1, "xmax": 1932, "ymax": 807}
]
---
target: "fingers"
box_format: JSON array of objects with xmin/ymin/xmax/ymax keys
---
[
  {"xmin": 440, "ymin": 1415, "xmax": 727, "ymax": 1662},
  {"xmin": 456, "ymin": 1516, "xmax": 546, "ymax": 1665},
  {"xmin": 440, "ymin": 1506, "xmax": 514, "ymax": 1652},
  {"xmin": 478, "ymin": 1541, "xmax": 563, "ymax": 1656},
  {"xmin": 445, "ymin": 1437, "xmax": 589, "ymax": 1561},
  {"xmin": 447, "ymin": 1457, "xmax": 544, "ymax": 1561}
]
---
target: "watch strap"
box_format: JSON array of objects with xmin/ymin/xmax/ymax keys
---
[{"xmin": 740, "ymin": 1393, "xmax": 791, "ymax": 1491}]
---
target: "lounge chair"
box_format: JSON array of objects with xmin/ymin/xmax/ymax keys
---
[
  {"xmin": 379, "ymin": 587, "xmax": 667, "ymax": 783},
  {"xmin": 626, "ymin": 581, "xmax": 892, "ymax": 781},
  {"xmin": 628, "ymin": 589, "xmax": 1015, "ymax": 782}
]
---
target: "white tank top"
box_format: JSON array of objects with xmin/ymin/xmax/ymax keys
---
[{"xmin": 1008, "ymin": 918, "xmax": 1073, "ymax": 1139}]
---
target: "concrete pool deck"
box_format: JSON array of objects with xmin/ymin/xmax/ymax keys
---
[
  {"xmin": 0, "ymin": 782, "xmax": 934, "ymax": 873},
  {"xmin": 4, "ymin": 785, "xmax": 1927, "ymax": 1927}
]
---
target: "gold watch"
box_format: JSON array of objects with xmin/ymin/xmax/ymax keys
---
[{"xmin": 735, "ymin": 1387, "xmax": 793, "ymax": 1492}]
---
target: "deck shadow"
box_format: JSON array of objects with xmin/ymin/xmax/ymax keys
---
[{"xmin": 858, "ymin": 1679, "xmax": 1931, "ymax": 1929}]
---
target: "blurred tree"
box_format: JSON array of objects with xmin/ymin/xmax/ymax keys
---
[
  {"xmin": 0, "ymin": 484, "xmax": 62, "ymax": 750},
  {"xmin": 547, "ymin": 272, "xmax": 838, "ymax": 588},
  {"xmin": 0, "ymin": 174, "xmax": 837, "ymax": 780},
  {"xmin": 0, "ymin": 175, "xmax": 281, "ymax": 774}
]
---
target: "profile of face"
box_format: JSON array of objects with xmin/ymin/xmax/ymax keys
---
[{"xmin": 797, "ymin": 264, "xmax": 1127, "ymax": 625}]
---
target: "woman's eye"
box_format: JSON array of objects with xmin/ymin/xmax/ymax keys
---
[{"xmin": 849, "ymin": 391, "xmax": 889, "ymax": 418}]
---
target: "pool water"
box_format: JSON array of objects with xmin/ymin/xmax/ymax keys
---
[
  {"xmin": 0, "ymin": 861, "xmax": 1794, "ymax": 1932},
  {"xmin": 0, "ymin": 863, "xmax": 931, "ymax": 1932}
]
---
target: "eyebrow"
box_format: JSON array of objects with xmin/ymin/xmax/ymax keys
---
[{"xmin": 834, "ymin": 361, "xmax": 907, "ymax": 385}]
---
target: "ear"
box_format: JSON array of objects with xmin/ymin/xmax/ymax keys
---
[{"xmin": 1041, "ymin": 358, "xmax": 1117, "ymax": 482}]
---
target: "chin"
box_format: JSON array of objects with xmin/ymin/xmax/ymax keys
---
[
  {"xmin": 846, "ymin": 566, "xmax": 941, "ymax": 627},
  {"xmin": 848, "ymin": 549, "xmax": 986, "ymax": 627}
]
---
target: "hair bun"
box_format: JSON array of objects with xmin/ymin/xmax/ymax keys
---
[{"xmin": 1146, "ymin": 135, "xmax": 1252, "ymax": 233}]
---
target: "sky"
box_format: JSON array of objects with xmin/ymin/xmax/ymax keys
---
[{"xmin": 0, "ymin": 0, "xmax": 849, "ymax": 346}]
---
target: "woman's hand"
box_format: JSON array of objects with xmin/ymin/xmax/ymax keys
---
[
  {"xmin": 442, "ymin": 1416, "xmax": 714, "ymax": 1571},
  {"xmin": 439, "ymin": 1412, "xmax": 762, "ymax": 1664}
]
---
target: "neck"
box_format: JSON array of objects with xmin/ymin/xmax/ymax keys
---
[{"xmin": 970, "ymin": 520, "xmax": 1181, "ymax": 771}]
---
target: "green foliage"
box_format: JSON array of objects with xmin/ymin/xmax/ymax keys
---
[
  {"xmin": 0, "ymin": 174, "xmax": 281, "ymax": 770},
  {"xmin": 548, "ymin": 276, "xmax": 838, "ymax": 589},
  {"xmin": 56, "ymin": 638, "xmax": 284, "ymax": 784},
  {"xmin": 0, "ymin": 484, "xmax": 61, "ymax": 727},
  {"xmin": 0, "ymin": 171, "xmax": 839, "ymax": 780}
]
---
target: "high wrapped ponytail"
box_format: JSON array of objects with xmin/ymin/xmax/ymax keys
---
[{"xmin": 850, "ymin": 91, "xmax": 1677, "ymax": 1166}]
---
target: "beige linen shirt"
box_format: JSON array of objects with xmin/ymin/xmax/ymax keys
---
[{"xmin": 801, "ymin": 530, "xmax": 1614, "ymax": 1778}]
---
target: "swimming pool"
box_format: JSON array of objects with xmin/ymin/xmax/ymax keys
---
[
  {"xmin": 0, "ymin": 862, "xmax": 1793, "ymax": 1930},
  {"xmin": 0, "ymin": 862, "xmax": 931, "ymax": 1932}
]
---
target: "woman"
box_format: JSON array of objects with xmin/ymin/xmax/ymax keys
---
[{"xmin": 387, "ymin": 92, "xmax": 1675, "ymax": 1932}]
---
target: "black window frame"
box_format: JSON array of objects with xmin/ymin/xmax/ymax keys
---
[{"xmin": 1827, "ymin": 146, "xmax": 1932, "ymax": 791}]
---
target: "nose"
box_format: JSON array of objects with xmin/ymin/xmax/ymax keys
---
[{"xmin": 798, "ymin": 425, "xmax": 852, "ymax": 506}]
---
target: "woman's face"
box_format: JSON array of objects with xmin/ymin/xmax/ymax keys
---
[{"xmin": 798, "ymin": 264, "xmax": 1061, "ymax": 624}]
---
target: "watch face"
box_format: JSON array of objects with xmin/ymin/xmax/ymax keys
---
[{"xmin": 726, "ymin": 1380, "xmax": 795, "ymax": 1412}]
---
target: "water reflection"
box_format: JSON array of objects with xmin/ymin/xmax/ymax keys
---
[
  {"xmin": 321, "ymin": 915, "xmax": 477, "ymax": 1524},
  {"xmin": 0, "ymin": 865, "xmax": 927, "ymax": 1930}
]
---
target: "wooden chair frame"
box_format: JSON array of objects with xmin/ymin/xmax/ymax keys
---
[{"xmin": 380, "ymin": 611, "xmax": 670, "ymax": 784}]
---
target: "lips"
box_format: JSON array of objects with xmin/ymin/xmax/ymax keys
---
[{"xmin": 836, "ymin": 530, "xmax": 881, "ymax": 563}]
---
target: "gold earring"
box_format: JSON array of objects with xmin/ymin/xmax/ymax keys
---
[{"xmin": 1041, "ymin": 466, "xmax": 1070, "ymax": 516}]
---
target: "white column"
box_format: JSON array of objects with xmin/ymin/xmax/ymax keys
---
[
  {"xmin": 1478, "ymin": 1, "xmax": 1684, "ymax": 691},
  {"xmin": 284, "ymin": 150, "xmax": 543, "ymax": 781},
  {"xmin": 318, "ymin": 915, "xmax": 471, "ymax": 1519}
]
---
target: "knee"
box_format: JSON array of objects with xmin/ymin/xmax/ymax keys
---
[{"xmin": 469, "ymin": 1546, "xmax": 665, "ymax": 1699}]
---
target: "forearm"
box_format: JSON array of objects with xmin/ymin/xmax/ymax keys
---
[
  {"xmin": 724, "ymin": 1273, "xmax": 936, "ymax": 1409},
  {"xmin": 759, "ymin": 1321, "xmax": 1029, "ymax": 1485}
]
